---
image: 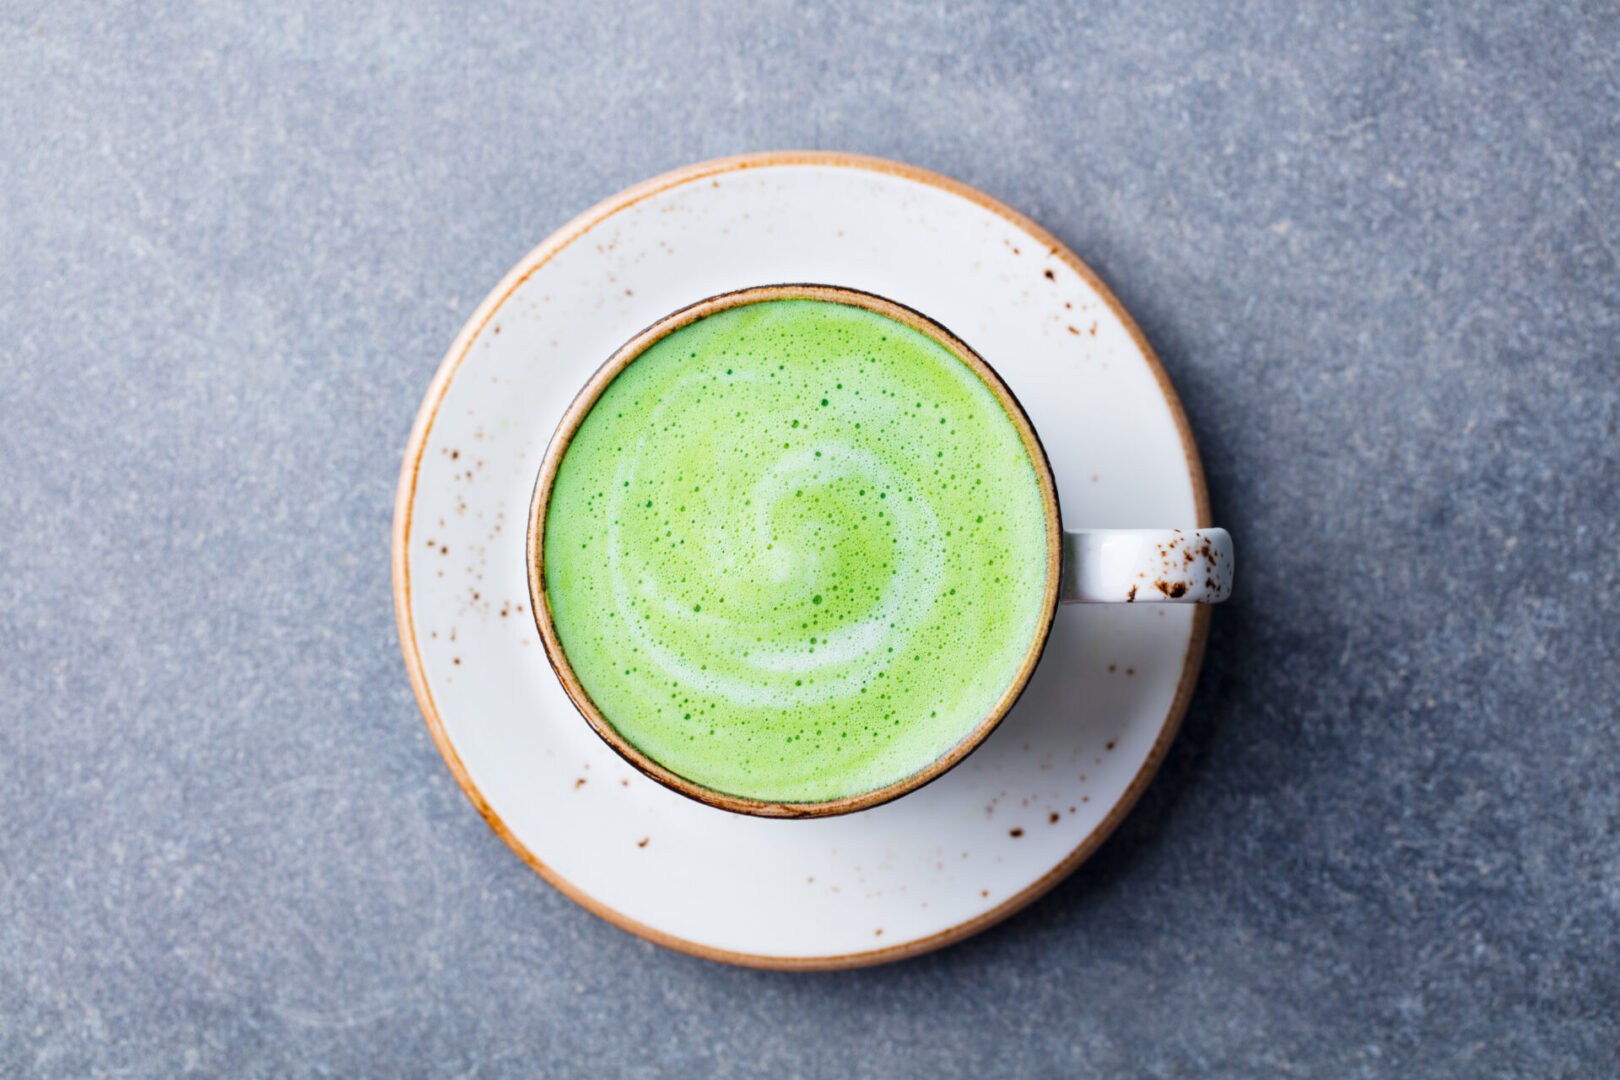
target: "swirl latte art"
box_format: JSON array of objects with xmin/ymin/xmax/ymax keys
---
[{"xmin": 543, "ymin": 299, "xmax": 1052, "ymax": 803}]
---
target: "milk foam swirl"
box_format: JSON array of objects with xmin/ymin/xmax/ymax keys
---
[{"xmin": 604, "ymin": 370, "xmax": 946, "ymax": 709}]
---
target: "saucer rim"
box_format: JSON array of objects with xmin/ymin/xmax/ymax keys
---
[{"xmin": 391, "ymin": 150, "xmax": 1212, "ymax": 970}]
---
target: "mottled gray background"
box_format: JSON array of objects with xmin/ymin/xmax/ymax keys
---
[{"xmin": 2, "ymin": 1, "xmax": 1617, "ymax": 1076}]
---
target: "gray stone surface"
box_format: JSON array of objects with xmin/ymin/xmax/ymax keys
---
[{"xmin": 2, "ymin": 0, "xmax": 1617, "ymax": 1075}]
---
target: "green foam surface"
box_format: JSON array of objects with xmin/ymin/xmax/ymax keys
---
[{"xmin": 544, "ymin": 299, "xmax": 1050, "ymax": 803}]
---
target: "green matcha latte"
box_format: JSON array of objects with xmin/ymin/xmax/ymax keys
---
[{"xmin": 542, "ymin": 298, "xmax": 1052, "ymax": 805}]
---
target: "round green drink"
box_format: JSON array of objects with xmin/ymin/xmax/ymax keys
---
[{"xmin": 542, "ymin": 296, "xmax": 1053, "ymax": 806}]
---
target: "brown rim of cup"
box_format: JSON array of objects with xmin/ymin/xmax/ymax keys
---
[{"xmin": 525, "ymin": 284, "xmax": 1064, "ymax": 818}]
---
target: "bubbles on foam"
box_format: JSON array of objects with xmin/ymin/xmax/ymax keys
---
[{"xmin": 605, "ymin": 438, "xmax": 945, "ymax": 709}]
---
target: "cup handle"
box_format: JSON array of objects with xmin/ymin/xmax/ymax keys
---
[{"xmin": 1060, "ymin": 528, "xmax": 1234, "ymax": 604}]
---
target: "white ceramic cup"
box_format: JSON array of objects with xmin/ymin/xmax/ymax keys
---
[{"xmin": 528, "ymin": 284, "xmax": 1233, "ymax": 817}]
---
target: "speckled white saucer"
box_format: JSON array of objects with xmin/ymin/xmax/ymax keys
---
[{"xmin": 392, "ymin": 153, "xmax": 1211, "ymax": 969}]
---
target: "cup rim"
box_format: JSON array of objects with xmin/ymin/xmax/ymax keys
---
[{"xmin": 525, "ymin": 284, "xmax": 1064, "ymax": 818}]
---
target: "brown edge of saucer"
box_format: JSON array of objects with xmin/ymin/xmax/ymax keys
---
[
  {"xmin": 523, "ymin": 284, "xmax": 1064, "ymax": 819},
  {"xmin": 391, "ymin": 151, "xmax": 1213, "ymax": 970}
]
